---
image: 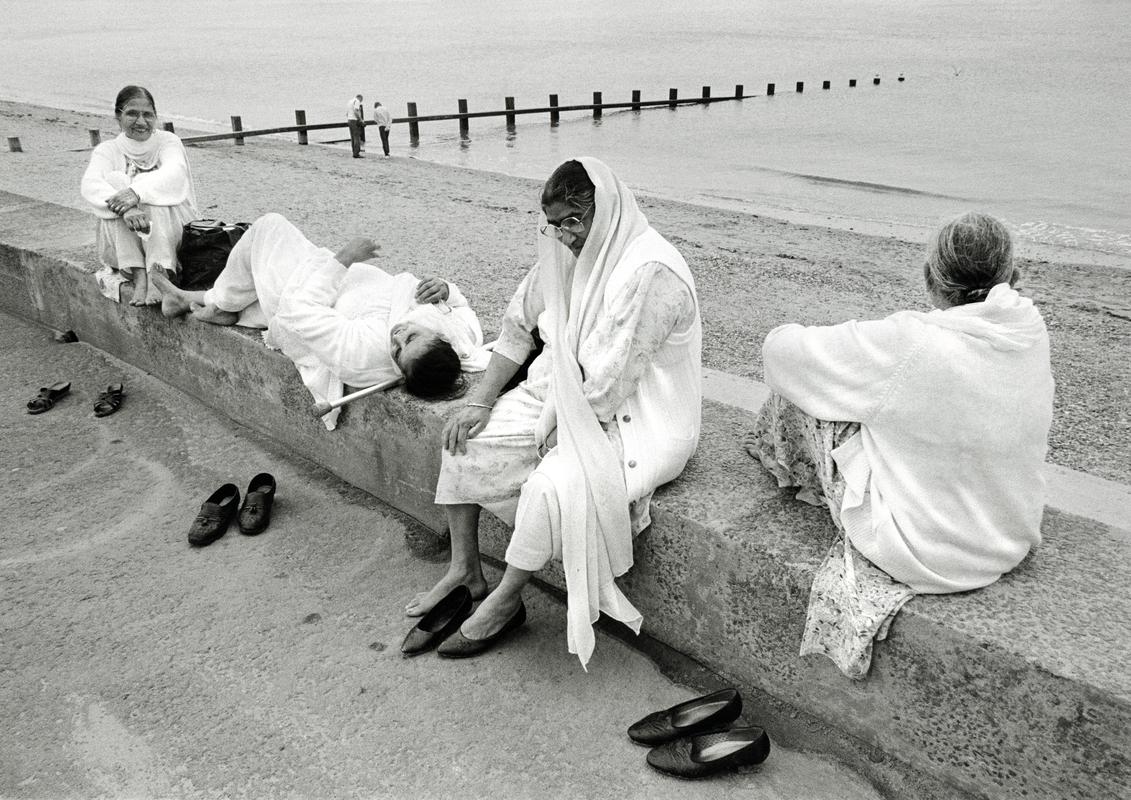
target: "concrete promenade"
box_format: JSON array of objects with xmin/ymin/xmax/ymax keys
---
[{"xmin": 0, "ymin": 310, "xmax": 882, "ymax": 800}]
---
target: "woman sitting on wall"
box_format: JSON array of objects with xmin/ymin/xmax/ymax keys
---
[
  {"xmin": 81, "ymin": 85, "xmax": 198, "ymax": 306},
  {"xmin": 744, "ymin": 211, "xmax": 1054, "ymax": 678},
  {"xmin": 410, "ymin": 158, "xmax": 702, "ymax": 667}
]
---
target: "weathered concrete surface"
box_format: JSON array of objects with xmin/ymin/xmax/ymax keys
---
[
  {"xmin": 0, "ymin": 311, "xmax": 886, "ymax": 800},
  {"xmin": 2, "ymin": 192, "xmax": 1129, "ymax": 799}
]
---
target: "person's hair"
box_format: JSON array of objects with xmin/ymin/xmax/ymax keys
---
[
  {"xmin": 541, "ymin": 159, "xmax": 596, "ymax": 211},
  {"xmin": 401, "ymin": 336, "xmax": 462, "ymax": 399},
  {"xmin": 114, "ymin": 85, "xmax": 156, "ymax": 116},
  {"xmin": 923, "ymin": 211, "xmax": 1017, "ymax": 306}
]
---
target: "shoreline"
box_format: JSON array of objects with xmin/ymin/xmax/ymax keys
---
[
  {"xmin": 2, "ymin": 97, "xmax": 1128, "ymax": 485},
  {"xmin": 5, "ymin": 97, "xmax": 1127, "ymax": 272}
]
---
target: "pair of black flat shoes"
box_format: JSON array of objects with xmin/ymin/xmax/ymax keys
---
[
  {"xmin": 188, "ymin": 473, "xmax": 277, "ymax": 547},
  {"xmin": 26, "ymin": 381, "xmax": 125, "ymax": 417},
  {"xmin": 628, "ymin": 688, "xmax": 770, "ymax": 780},
  {"xmin": 400, "ymin": 585, "xmax": 527, "ymax": 659}
]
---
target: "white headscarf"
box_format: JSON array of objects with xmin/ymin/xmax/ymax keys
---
[{"xmin": 523, "ymin": 157, "xmax": 651, "ymax": 668}]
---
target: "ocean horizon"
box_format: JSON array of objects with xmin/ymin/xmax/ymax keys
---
[{"xmin": 4, "ymin": 0, "xmax": 1129, "ymax": 266}]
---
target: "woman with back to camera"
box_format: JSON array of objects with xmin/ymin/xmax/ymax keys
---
[
  {"xmin": 745, "ymin": 211, "xmax": 1054, "ymax": 677},
  {"xmin": 407, "ymin": 157, "xmax": 702, "ymax": 667},
  {"xmin": 81, "ymin": 85, "xmax": 198, "ymax": 306}
]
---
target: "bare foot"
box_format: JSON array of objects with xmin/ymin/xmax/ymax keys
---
[
  {"xmin": 190, "ymin": 303, "xmax": 239, "ymax": 326},
  {"xmin": 405, "ymin": 569, "xmax": 488, "ymax": 617},
  {"xmin": 144, "ymin": 268, "xmax": 166, "ymax": 305},
  {"xmin": 742, "ymin": 431, "xmax": 761, "ymax": 460},
  {"xmin": 128, "ymin": 269, "xmax": 148, "ymax": 306},
  {"xmin": 459, "ymin": 588, "xmax": 523, "ymax": 640},
  {"xmin": 151, "ymin": 272, "xmax": 191, "ymax": 317}
]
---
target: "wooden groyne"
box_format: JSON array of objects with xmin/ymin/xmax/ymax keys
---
[{"xmin": 6, "ymin": 76, "xmax": 901, "ymax": 152}]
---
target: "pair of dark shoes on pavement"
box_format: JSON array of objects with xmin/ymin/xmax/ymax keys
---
[
  {"xmin": 188, "ymin": 473, "xmax": 276, "ymax": 547},
  {"xmin": 628, "ymin": 688, "xmax": 770, "ymax": 779},
  {"xmin": 26, "ymin": 381, "xmax": 125, "ymax": 417},
  {"xmin": 399, "ymin": 584, "xmax": 527, "ymax": 659}
]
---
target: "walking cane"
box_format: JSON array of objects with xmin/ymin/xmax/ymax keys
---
[{"xmin": 310, "ymin": 376, "xmax": 402, "ymax": 418}]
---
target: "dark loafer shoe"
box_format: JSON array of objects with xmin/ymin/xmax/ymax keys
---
[
  {"xmin": 646, "ymin": 726, "xmax": 771, "ymax": 779},
  {"xmin": 401, "ymin": 585, "xmax": 474, "ymax": 656},
  {"xmin": 436, "ymin": 600, "xmax": 527, "ymax": 659},
  {"xmin": 188, "ymin": 483, "xmax": 240, "ymax": 547},
  {"xmin": 238, "ymin": 472, "xmax": 276, "ymax": 535},
  {"xmin": 628, "ymin": 688, "xmax": 743, "ymax": 746}
]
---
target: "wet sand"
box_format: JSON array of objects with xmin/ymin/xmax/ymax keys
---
[{"xmin": 2, "ymin": 99, "xmax": 1128, "ymax": 484}]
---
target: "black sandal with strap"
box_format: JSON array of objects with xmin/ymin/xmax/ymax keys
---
[
  {"xmin": 93, "ymin": 383, "xmax": 125, "ymax": 417},
  {"xmin": 26, "ymin": 381, "xmax": 71, "ymax": 415}
]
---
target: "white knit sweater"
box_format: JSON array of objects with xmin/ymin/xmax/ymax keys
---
[{"xmin": 763, "ymin": 284, "xmax": 1054, "ymax": 593}]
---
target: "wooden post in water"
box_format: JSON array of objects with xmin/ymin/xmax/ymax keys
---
[
  {"xmin": 849, "ymin": 79, "xmax": 857, "ymax": 87},
  {"xmin": 458, "ymin": 99, "xmax": 469, "ymax": 136},
  {"xmin": 767, "ymin": 83, "xmax": 775, "ymax": 96},
  {"xmin": 822, "ymin": 80, "xmax": 831, "ymax": 90},
  {"xmin": 7, "ymin": 137, "xmax": 22, "ymax": 153},
  {"xmin": 735, "ymin": 84, "xmax": 744, "ymax": 99},
  {"xmin": 231, "ymin": 115, "xmax": 244, "ymax": 145},
  {"xmin": 701, "ymin": 86, "xmax": 711, "ymax": 103},
  {"xmin": 668, "ymin": 88, "xmax": 678, "ymax": 108},
  {"xmin": 631, "ymin": 90, "xmax": 641, "ymax": 111},
  {"xmin": 504, "ymin": 97, "xmax": 516, "ymax": 128},
  {"xmin": 294, "ymin": 110, "xmax": 308, "ymax": 145},
  {"xmin": 796, "ymin": 81, "xmax": 804, "ymax": 93},
  {"xmin": 593, "ymin": 92, "xmax": 602, "ymax": 119},
  {"xmin": 88, "ymin": 129, "xmax": 100, "ymax": 147},
  {"xmin": 549, "ymin": 94, "xmax": 559, "ymax": 125},
  {"xmin": 162, "ymin": 121, "xmax": 175, "ymax": 133},
  {"xmin": 407, "ymin": 102, "xmax": 420, "ymax": 142}
]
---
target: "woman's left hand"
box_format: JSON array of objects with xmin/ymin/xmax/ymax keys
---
[
  {"xmin": 415, "ymin": 276, "xmax": 450, "ymax": 305},
  {"xmin": 106, "ymin": 188, "xmax": 140, "ymax": 216}
]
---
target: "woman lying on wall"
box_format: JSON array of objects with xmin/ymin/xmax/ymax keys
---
[
  {"xmin": 153, "ymin": 213, "xmax": 488, "ymax": 429},
  {"xmin": 408, "ymin": 158, "xmax": 702, "ymax": 667},
  {"xmin": 744, "ymin": 211, "xmax": 1054, "ymax": 679},
  {"xmin": 80, "ymin": 85, "xmax": 198, "ymax": 307}
]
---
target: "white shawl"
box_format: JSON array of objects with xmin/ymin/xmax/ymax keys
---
[{"xmin": 522, "ymin": 157, "xmax": 651, "ymax": 668}]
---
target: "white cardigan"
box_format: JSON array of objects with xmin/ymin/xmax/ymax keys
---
[{"xmin": 763, "ymin": 284, "xmax": 1054, "ymax": 593}]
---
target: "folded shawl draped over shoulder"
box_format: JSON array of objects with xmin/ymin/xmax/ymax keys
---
[{"xmin": 527, "ymin": 156, "xmax": 680, "ymax": 668}]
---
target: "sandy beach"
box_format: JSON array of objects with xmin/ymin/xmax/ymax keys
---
[{"xmin": 2, "ymin": 99, "xmax": 1128, "ymax": 484}]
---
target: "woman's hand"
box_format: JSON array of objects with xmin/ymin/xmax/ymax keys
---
[
  {"xmin": 415, "ymin": 276, "xmax": 450, "ymax": 305},
  {"xmin": 106, "ymin": 187, "xmax": 140, "ymax": 216},
  {"xmin": 123, "ymin": 208, "xmax": 150, "ymax": 232},
  {"xmin": 334, "ymin": 237, "xmax": 379, "ymax": 267},
  {"xmin": 443, "ymin": 404, "xmax": 492, "ymax": 455}
]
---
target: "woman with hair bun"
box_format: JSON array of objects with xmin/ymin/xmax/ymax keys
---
[
  {"xmin": 745, "ymin": 212, "xmax": 1054, "ymax": 677},
  {"xmin": 81, "ymin": 85, "xmax": 198, "ymax": 305}
]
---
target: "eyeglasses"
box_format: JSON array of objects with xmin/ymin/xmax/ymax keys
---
[{"xmin": 539, "ymin": 206, "xmax": 592, "ymax": 239}]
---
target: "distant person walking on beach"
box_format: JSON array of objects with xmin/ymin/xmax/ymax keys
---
[
  {"xmin": 347, "ymin": 93, "xmax": 366, "ymax": 157},
  {"xmin": 372, "ymin": 100, "xmax": 393, "ymax": 158},
  {"xmin": 744, "ymin": 211, "xmax": 1053, "ymax": 678},
  {"xmin": 410, "ymin": 158, "xmax": 702, "ymax": 667},
  {"xmin": 80, "ymin": 85, "xmax": 198, "ymax": 306},
  {"xmin": 152, "ymin": 213, "xmax": 487, "ymax": 428}
]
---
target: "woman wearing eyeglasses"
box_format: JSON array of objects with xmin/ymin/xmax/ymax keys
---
[{"xmin": 408, "ymin": 158, "xmax": 702, "ymax": 667}]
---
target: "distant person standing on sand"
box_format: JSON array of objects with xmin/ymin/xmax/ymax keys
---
[
  {"xmin": 347, "ymin": 93, "xmax": 366, "ymax": 157},
  {"xmin": 80, "ymin": 85, "xmax": 198, "ymax": 306},
  {"xmin": 373, "ymin": 100, "xmax": 393, "ymax": 158},
  {"xmin": 744, "ymin": 211, "xmax": 1053, "ymax": 678}
]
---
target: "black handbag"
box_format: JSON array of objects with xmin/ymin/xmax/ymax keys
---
[{"xmin": 176, "ymin": 219, "xmax": 250, "ymax": 290}]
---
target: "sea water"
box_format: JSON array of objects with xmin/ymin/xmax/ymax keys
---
[{"xmin": 3, "ymin": 0, "xmax": 1129, "ymax": 264}]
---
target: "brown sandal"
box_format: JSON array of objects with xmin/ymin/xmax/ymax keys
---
[{"xmin": 93, "ymin": 383, "xmax": 125, "ymax": 417}]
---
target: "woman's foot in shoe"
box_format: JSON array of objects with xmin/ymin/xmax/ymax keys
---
[
  {"xmin": 458, "ymin": 589, "xmax": 523, "ymax": 641},
  {"xmin": 405, "ymin": 569, "xmax": 487, "ymax": 617}
]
